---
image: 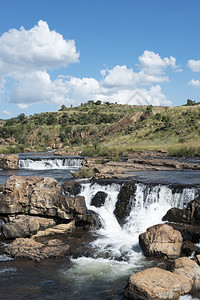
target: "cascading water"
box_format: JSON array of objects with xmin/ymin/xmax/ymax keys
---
[
  {"xmin": 60, "ymin": 181, "xmax": 199, "ymax": 299},
  {"xmin": 18, "ymin": 157, "xmax": 82, "ymax": 170}
]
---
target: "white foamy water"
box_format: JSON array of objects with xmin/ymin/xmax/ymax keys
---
[
  {"xmin": 18, "ymin": 157, "xmax": 82, "ymax": 170},
  {"xmin": 60, "ymin": 181, "xmax": 199, "ymax": 298}
]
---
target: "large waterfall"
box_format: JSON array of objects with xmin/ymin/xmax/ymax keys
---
[{"xmin": 60, "ymin": 181, "xmax": 199, "ymax": 299}]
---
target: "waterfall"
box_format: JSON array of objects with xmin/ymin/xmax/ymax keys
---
[{"xmin": 18, "ymin": 157, "xmax": 82, "ymax": 170}]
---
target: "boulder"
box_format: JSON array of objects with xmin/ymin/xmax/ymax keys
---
[
  {"xmin": 33, "ymin": 222, "xmax": 75, "ymax": 238},
  {"xmin": 181, "ymin": 240, "xmax": 197, "ymax": 256},
  {"xmin": 2, "ymin": 215, "xmax": 56, "ymax": 239},
  {"xmin": 57, "ymin": 195, "xmax": 87, "ymax": 222},
  {"xmin": 0, "ymin": 154, "xmax": 18, "ymax": 170},
  {"xmin": 114, "ymin": 182, "xmax": 136, "ymax": 226},
  {"xmin": 91, "ymin": 191, "xmax": 107, "ymax": 207},
  {"xmin": 0, "ymin": 175, "xmax": 60, "ymax": 215},
  {"xmin": 162, "ymin": 207, "xmax": 189, "ymax": 224},
  {"xmin": 167, "ymin": 257, "xmax": 200, "ymax": 290},
  {"xmin": 62, "ymin": 180, "xmax": 82, "ymax": 196},
  {"xmin": 187, "ymin": 195, "xmax": 200, "ymax": 225},
  {"xmin": 124, "ymin": 267, "xmax": 192, "ymax": 300},
  {"xmin": 5, "ymin": 237, "xmax": 70, "ymax": 261},
  {"xmin": 168, "ymin": 222, "xmax": 200, "ymax": 243},
  {"xmin": 139, "ymin": 224, "xmax": 183, "ymax": 259}
]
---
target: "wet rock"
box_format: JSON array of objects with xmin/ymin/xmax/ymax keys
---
[
  {"xmin": 5, "ymin": 237, "xmax": 70, "ymax": 261},
  {"xmin": 187, "ymin": 195, "xmax": 200, "ymax": 225},
  {"xmin": 0, "ymin": 154, "xmax": 19, "ymax": 170},
  {"xmin": 114, "ymin": 182, "xmax": 136, "ymax": 226},
  {"xmin": 62, "ymin": 180, "xmax": 82, "ymax": 196},
  {"xmin": 162, "ymin": 207, "xmax": 189, "ymax": 223},
  {"xmin": 181, "ymin": 240, "xmax": 197, "ymax": 256},
  {"xmin": 2, "ymin": 215, "xmax": 56, "ymax": 239},
  {"xmin": 139, "ymin": 224, "xmax": 183, "ymax": 259},
  {"xmin": 167, "ymin": 257, "xmax": 200, "ymax": 290},
  {"xmin": 91, "ymin": 191, "xmax": 107, "ymax": 207},
  {"xmin": 124, "ymin": 267, "xmax": 192, "ymax": 300},
  {"xmin": 168, "ymin": 222, "xmax": 200, "ymax": 243}
]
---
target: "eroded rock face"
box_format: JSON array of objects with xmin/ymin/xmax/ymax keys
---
[
  {"xmin": 0, "ymin": 154, "xmax": 18, "ymax": 170},
  {"xmin": 167, "ymin": 257, "xmax": 200, "ymax": 290},
  {"xmin": 62, "ymin": 181, "xmax": 82, "ymax": 196},
  {"xmin": 139, "ymin": 224, "xmax": 183, "ymax": 259},
  {"xmin": 124, "ymin": 267, "xmax": 192, "ymax": 300},
  {"xmin": 2, "ymin": 215, "xmax": 56, "ymax": 239},
  {"xmin": 0, "ymin": 175, "xmax": 60, "ymax": 215},
  {"xmin": 0, "ymin": 176, "xmax": 87, "ymax": 222}
]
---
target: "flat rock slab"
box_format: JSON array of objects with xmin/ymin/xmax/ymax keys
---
[{"xmin": 124, "ymin": 267, "xmax": 192, "ymax": 300}]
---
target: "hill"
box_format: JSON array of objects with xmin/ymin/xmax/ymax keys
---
[{"xmin": 0, "ymin": 101, "xmax": 200, "ymax": 157}]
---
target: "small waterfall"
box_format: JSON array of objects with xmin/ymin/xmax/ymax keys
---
[{"xmin": 18, "ymin": 157, "xmax": 82, "ymax": 170}]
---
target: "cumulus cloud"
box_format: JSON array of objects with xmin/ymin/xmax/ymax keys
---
[
  {"xmin": 0, "ymin": 21, "xmax": 174, "ymax": 108},
  {"xmin": 187, "ymin": 59, "xmax": 200, "ymax": 72},
  {"xmin": 188, "ymin": 79, "xmax": 200, "ymax": 86},
  {"xmin": 138, "ymin": 50, "xmax": 178, "ymax": 74}
]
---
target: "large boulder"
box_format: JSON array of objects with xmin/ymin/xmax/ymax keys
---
[
  {"xmin": 162, "ymin": 207, "xmax": 189, "ymax": 223},
  {"xmin": 167, "ymin": 257, "xmax": 200, "ymax": 290},
  {"xmin": 0, "ymin": 176, "xmax": 87, "ymax": 223},
  {"xmin": 0, "ymin": 175, "xmax": 60, "ymax": 215},
  {"xmin": 139, "ymin": 224, "xmax": 183, "ymax": 259},
  {"xmin": 2, "ymin": 215, "xmax": 56, "ymax": 239},
  {"xmin": 124, "ymin": 267, "xmax": 192, "ymax": 300},
  {"xmin": 5, "ymin": 237, "xmax": 70, "ymax": 261},
  {"xmin": 0, "ymin": 154, "xmax": 18, "ymax": 170}
]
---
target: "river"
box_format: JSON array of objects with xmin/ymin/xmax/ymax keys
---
[{"xmin": 0, "ymin": 153, "xmax": 200, "ymax": 300}]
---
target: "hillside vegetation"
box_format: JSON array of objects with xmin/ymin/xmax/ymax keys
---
[{"xmin": 0, "ymin": 100, "xmax": 200, "ymax": 157}]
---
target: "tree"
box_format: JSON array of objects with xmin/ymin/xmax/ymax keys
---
[{"xmin": 59, "ymin": 104, "xmax": 67, "ymax": 111}]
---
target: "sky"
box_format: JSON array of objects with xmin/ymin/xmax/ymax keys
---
[{"xmin": 0, "ymin": 0, "xmax": 200, "ymax": 119}]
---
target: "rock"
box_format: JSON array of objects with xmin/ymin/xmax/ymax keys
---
[
  {"xmin": 57, "ymin": 195, "xmax": 87, "ymax": 222},
  {"xmin": 162, "ymin": 207, "xmax": 189, "ymax": 224},
  {"xmin": 0, "ymin": 175, "xmax": 60, "ymax": 215},
  {"xmin": 196, "ymin": 254, "xmax": 200, "ymax": 265},
  {"xmin": 70, "ymin": 167, "xmax": 95, "ymax": 179},
  {"xmin": 187, "ymin": 195, "xmax": 200, "ymax": 225},
  {"xmin": 139, "ymin": 224, "xmax": 183, "ymax": 259},
  {"xmin": 62, "ymin": 180, "xmax": 82, "ymax": 196},
  {"xmin": 167, "ymin": 257, "xmax": 200, "ymax": 290},
  {"xmin": 5, "ymin": 237, "xmax": 70, "ymax": 261},
  {"xmin": 168, "ymin": 222, "xmax": 200, "ymax": 243},
  {"xmin": 0, "ymin": 183, "xmax": 4, "ymax": 192},
  {"xmin": 2, "ymin": 215, "xmax": 56, "ymax": 239},
  {"xmin": 181, "ymin": 240, "xmax": 197, "ymax": 256},
  {"xmin": 0, "ymin": 154, "xmax": 18, "ymax": 170},
  {"xmin": 91, "ymin": 191, "xmax": 107, "ymax": 207},
  {"xmin": 33, "ymin": 222, "xmax": 75, "ymax": 238},
  {"xmin": 124, "ymin": 267, "xmax": 192, "ymax": 300},
  {"xmin": 114, "ymin": 182, "xmax": 136, "ymax": 226}
]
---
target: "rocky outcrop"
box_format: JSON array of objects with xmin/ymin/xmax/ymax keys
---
[
  {"xmin": 167, "ymin": 257, "xmax": 200, "ymax": 290},
  {"xmin": 0, "ymin": 154, "xmax": 18, "ymax": 170},
  {"xmin": 139, "ymin": 224, "xmax": 183, "ymax": 259},
  {"xmin": 162, "ymin": 207, "xmax": 189, "ymax": 224},
  {"xmin": 2, "ymin": 215, "xmax": 56, "ymax": 239},
  {"xmin": 5, "ymin": 221, "xmax": 75, "ymax": 261},
  {"xmin": 91, "ymin": 191, "xmax": 107, "ymax": 207},
  {"xmin": 124, "ymin": 267, "xmax": 192, "ymax": 300},
  {"xmin": 5, "ymin": 237, "xmax": 70, "ymax": 261},
  {"xmin": 0, "ymin": 176, "xmax": 87, "ymax": 223}
]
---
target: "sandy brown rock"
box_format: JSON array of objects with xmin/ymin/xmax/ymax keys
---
[
  {"xmin": 5, "ymin": 237, "xmax": 70, "ymax": 261},
  {"xmin": 124, "ymin": 267, "xmax": 192, "ymax": 300},
  {"xmin": 2, "ymin": 215, "xmax": 56, "ymax": 239},
  {"xmin": 0, "ymin": 154, "xmax": 18, "ymax": 170},
  {"xmin": 167, "ymin": 257, "xmax": 200, "ymax": 290},
  {"xmin": 139, "ymin": 224, "xmax": 183, "ymax": 259},
  {"xmin": 33, "ymin": 221, "xmax": 75, "ymax": 238}
]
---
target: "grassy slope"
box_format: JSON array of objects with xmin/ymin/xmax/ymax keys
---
[{"xmin": 0, "ymin": 102, "xmax": 200, "ymax": 156}]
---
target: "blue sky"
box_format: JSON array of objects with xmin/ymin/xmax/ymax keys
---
[{"xmin": 0, "ymin": 0, "xmax": 200, "ymax": 119}]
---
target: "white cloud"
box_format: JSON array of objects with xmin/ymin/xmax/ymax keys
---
[
  {"xmin": 138, "ymin": 50, "xmax": 178, "ymax": 75},
  {"xmin": 2, "ymin": 110, "xmax": 12, "ymax": 116},
  {"xmin": 0, "ymin": 20, "xmax": 79, "ymax": 75},
  {"xmin": 187, "ymin": 59, "xmax": 200, "ymax": 72},
  {"xmin": 188, "ymin": 79, "xmax": 200, "ymax": 86}
]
